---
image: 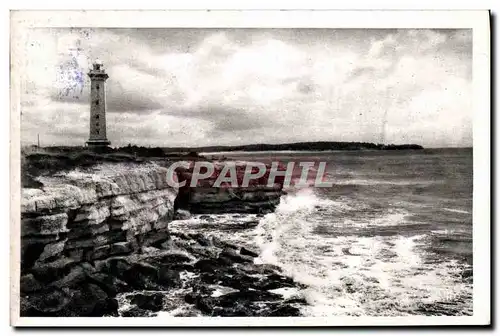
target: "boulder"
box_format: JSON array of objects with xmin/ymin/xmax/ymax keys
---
[
  {"xmin": 174, "ymin": 209, "xmax": 191, "ymax": 220},
  {"xmin": 31, "ymin": 257, "xmax": 79, "ymax": 283},
  {"xmin": 265, "ymin": 304, "xmax": 302, "ymax": 316},
  {"xmin": 22, "ymin": 288, "xmax": 72, "ymax": 316},
  {"xmin": 219, "ymin": 248, "xmax": 254, "ymax": 264},
  {"xmin": 121, "ymin": 306, "xmax": 153, "ymax": 317},
  {"xmin": 48, "ymin": 264, "xmax": 87, "ymax": 288},
  {"xmin": 63, "ymin": 283, "xmax": 115, "ymax": 317},
  {"xmin": 130, "ymin": 293, "xmax": 164, "ymax": 312},
  {"xmin": 86, "ymin": 272, "xmax": 131, "ymax": 296},
  {"xmin": 158, "ymin": 266, "xmax": 182, "ymax": 287},
  {"xmin": 20, "ymin": 274, "xmax": 43, "ymax": 293},
  {"xmin": 240, "ymin": 247, "xmax": 259, "ymax": 258},
  {"xmin": 194, "ymin": 258, "xmax": 231, "ymax": 273}
]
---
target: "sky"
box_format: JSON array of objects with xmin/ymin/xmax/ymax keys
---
[{"xmin": 20, "ymin": 28, "xmax": 472, "ymax": 148}]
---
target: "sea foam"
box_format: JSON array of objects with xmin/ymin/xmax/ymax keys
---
[{"xmin": 252, "ymin": 188, "xmax": 473, "ymax": 316}]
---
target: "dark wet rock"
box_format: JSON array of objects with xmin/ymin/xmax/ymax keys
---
[
  {"xmin": 237, "ymin": 262, "xmax": 282, "ymax": 275},
  {"xmin": 20, "ymin": 274, "xmax": 43, "ymax": 293},
  {"xmin": 211, "ymin": 236, "xmax": 239, "ymax": 250},
  {"xmin": 414, "ymin": 302, "xmax": 465, "ymax": 316},
  {"xmin": 95, "ymin": 257, "xmax": 132, "ymax": 276},
  {"xmin": 217, "ymin": 256, "xmax": 234, "ymax": 266},
  {"xmin": 20, "ymin": 160, "xmax": 297, "ymax": 317},
  {"xmin": 240, "ymin": 246, "xmax": 259, "ymax": 258},
  {"xmin": 21, "ymin": 225, "xmax": 307, "ymax": 317},
  {"xmin": 184, "ymin": 292, "xmax": 197, "ymax": 304},
  {"xmin": 220, "ymin": 248, "xmax": 254, "ymax": 264},
  {"xmin": 86, "ymin": 272, "xmax": 131, "ymax": 296},
  {"xmin": 89, "ymin": 242, "xmax": 134, "ymax": 260},
  {"xmin": 130, "ymin": 293, "xmax": 164, "ymax": 312},
  {"xmin": 190, "ymin": 245, "xmax": 219, "ymax": 259},
  {"xmin": 91, "ymin": 297, "xmax": 119, "ymax": 317},
  {"xmin": 158, "ymin": 266, "xmax": 182, "ymax": 287},
  {"xmin": 64, "ymin": 230, "xmax": 127, "ymax": 250},
  {"xmin": 189, "ymin": 288, "xmax": 300, "ymax": 317},
  {"xmin": 258, "ymin": 208, "xmax": 273, "ymax": 215},
  {"xmin": 166, "ymin": 262, "xmax": 195, "ymax": 273},
  {"xmin": 38, "ymin": 239, "xmax": 67, "ymax": 262},
  {"xmin": 155, "ymin": 252, "xmax": 194, "ymax": 265},
  {"xmin": 31, "ymin": 257, "xmax": 79, "ymax": 283},
  {"xmin": 220, "ymin": 290, "xmax": 283, "ymax": 303},
  {"xmin": 201, "ymin": 301, "xmax": 254, "ymax": 317},
  {"xmin": 198, "ymin": 264, "xmax": 296, "ymax": 293},
  {"xmin": 21, "ymin": 284, "xmax": 118, "ymax": 317},
  {"xmin": 174, "ymin": 209, "xmax": 191, "ymax": 220},
  {"xmin": 283, "ymin": 296, "xmax": 308, "ymax": 305},
  {"xmin": 143, "ymin": 230, "xmax": 170, "ymax": 248},
  {"xmin": 120, "ymin": 261, "xmax": 182, "ymax": 290},
  {"xmin": 266, "ymin": 304, "xmax": 302, "ymax": 316},
  {"xmin": 121, "ymin": 306, "xmax": 154, "ymax": 317},
  {"xmin": 121, "ymin": 262, "xmax": 159, "ymax": 289},
  {"xmin": 187, "ymin": 233, "xmax": 212, "ymax": 246},
  {"xmin": 461, "ymin": 268, "xmax": 473, "ymax": 280},
  {"xmin": 256, "ymin": 274, "xmax": 297, "ymax": 290},
  {"xmin": 22, "ymin": 288, "xmax": 72, "ymax": 316},
  {"xmin": 21, "ymin": 227, "xmax": 307, "ymax": 317},
  {"xmin": 194, "ymin": 258, "xmax": 230, "ymax": 273},
  {"xmin": 48, "ymin": 264, "xmax": 88, "ymax": 288},
  {"xmin": 21, "ymin": 237, "xmax": 54, "ymax": 272},
  {"xmin": 218, "ymin": 221, "xmax": 260, "ymax": 230},
  {"xmin": 63, "ymin": 284, "xmax": 111, "ymax": 316}
]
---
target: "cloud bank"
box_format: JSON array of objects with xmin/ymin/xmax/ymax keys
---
[{"xmin": 20, "ymin": 28, "xmax": 472, "ymax": 147}]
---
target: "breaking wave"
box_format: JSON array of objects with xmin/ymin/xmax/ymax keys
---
[
  {"xmin": 252, "ymin": 188, "xmax": 473, "ymax": 316},
  {"xmin": 443, "ymin": 208, "xmax": 471, "ymax": 214}
]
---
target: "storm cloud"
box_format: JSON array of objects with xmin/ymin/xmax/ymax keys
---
[{"xmin": 20, "ymin": 28, "xmax": 472, "ymax": 147}]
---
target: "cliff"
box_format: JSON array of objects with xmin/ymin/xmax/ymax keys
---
[
  {"xmin": 175, "ymin": 161, "xmax": 285, "ymax": 214},
  {"xmin": 19, "ymin": 160, "xmax": 303, "ymax": 317}
]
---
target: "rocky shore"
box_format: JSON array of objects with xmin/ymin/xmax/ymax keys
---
[
  {"xmin": 19, "ymin": 158, "xmax": 305, "ymax": 317},
  {"xmin": 21, "ymin": 227, "xmax": 306, "ymax": 317},
  {"xmin": 174, "ymin": 161, "xmax": 285, "ymax": 214}
]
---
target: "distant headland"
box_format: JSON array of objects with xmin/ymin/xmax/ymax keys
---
[
  {"xmin": 161, "ymin": 141, "xmax": 424, "ymax": 153},
  {"xmin": 23, "ymin": 141, "xmax": 424, "ymax": 157}
]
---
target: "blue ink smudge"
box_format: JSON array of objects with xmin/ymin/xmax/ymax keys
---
[{"xmin": 57, "ymin": 40, "xmax": 86, "ymax": 99}]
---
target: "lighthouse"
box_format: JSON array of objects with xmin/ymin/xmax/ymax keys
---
[{"xmin": 86, "ymin": 59, "xmax": 111, "ymax": 147}]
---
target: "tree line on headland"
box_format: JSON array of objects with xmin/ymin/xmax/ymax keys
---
[
  {"xmin": 160, "ymin": 141, "xmax": 424, "ymax": 153},
  {"xmin": 24, "ymin": 141, "xmax": 424, "ymax": 159}
]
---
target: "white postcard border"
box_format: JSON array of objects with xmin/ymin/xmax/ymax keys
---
[{"xmin": 10, "ymin": 9, "xmax": 490, "ymax": 327}]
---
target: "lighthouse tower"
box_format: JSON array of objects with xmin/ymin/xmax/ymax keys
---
[{"xmin": 86, "ymin": 59, "xmax": 111, "ymax": 147}]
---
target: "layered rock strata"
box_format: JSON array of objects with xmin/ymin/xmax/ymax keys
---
[
  {"xmin": 19, "ymin": 161, "xmax": 304, "ymax": 317},
  {"xmin": 175, "ymin": 161, "xmax": 285, "ymax": 214}
]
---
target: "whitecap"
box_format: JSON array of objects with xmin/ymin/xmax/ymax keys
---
[
  {"xmin": 251, "ymin": 188, "xmax": 473, "ymax": 316},
  {"xmin": 443, "ymin": 208, "xmax": 470, "ymax": 214}
]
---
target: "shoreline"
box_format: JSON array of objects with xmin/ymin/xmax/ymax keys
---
[{"xmin": 19, "ymin": 156, "xmax": 305, "ymax": 317}]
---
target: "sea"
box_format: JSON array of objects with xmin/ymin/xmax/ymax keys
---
[
  {"xmin": 136, "ymin": 148, "xmax": 473, "ymax": 317},
  {"xmin": 189, "ymin": 148, "xmax": 474, "ymax": 317}
]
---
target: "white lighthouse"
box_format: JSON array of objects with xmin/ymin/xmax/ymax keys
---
[{"xmin": 86, "ymin": 59, "xmax": 111, "ymax": 147}]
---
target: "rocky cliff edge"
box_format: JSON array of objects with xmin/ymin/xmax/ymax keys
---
[{"xmin": 19, "ymin": 161, "xmax": 305, "ymax": 317}]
